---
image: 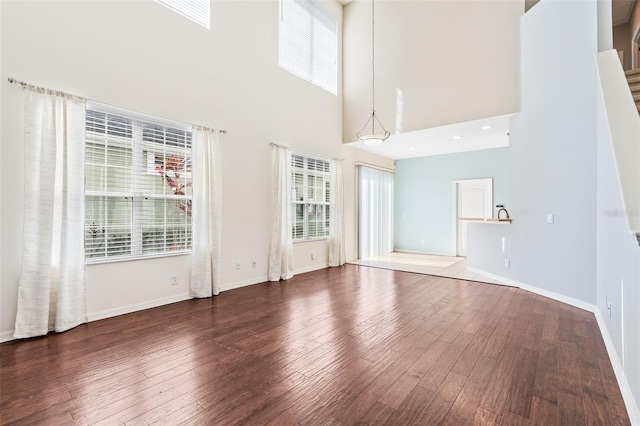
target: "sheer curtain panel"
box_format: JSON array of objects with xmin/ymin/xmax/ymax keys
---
[
  {"xmin": 190, "ymin": 128, "xmax": 222, "ymax": 297},
  {"xmin": 329, "ymin": 159, "xmax": 346, "ymax": 267},
  {"xmin": 14, "ymin": 91, "xmax": 88, "ymax": 338},
  {"xmin": 269, "ymin": 145, "xmax": 294, "ymax": 281},
  {"xmin": 358, "ymin": 166, "xmax": 394, "ymax": 259}
]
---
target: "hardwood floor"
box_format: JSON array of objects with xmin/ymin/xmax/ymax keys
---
[{"xmin": 0, "ymin": 265, "xmax": 630, "ymax": 425}]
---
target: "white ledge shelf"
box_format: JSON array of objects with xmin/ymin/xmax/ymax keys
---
[{"xmin": 459, "ymin": 217, "xmax": 512, "ymax": 224}]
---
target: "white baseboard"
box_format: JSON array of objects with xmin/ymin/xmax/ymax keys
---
[
  {"xmin": 466, "ymin": 267, "xmax": 596, "ymax": 312},
  {"xmin": 88, "ymin": 293, "xmax": 191, "ymax": 322},
  {"xmin": 221, "ymin": 264, "xmax": 330, "ymax": 292},
  {"xmin": 0, "ymin": 293, "xmax": 192, "ymax": 343},
  {"xmin": 221, "ymin": 275, "xmax": 269, "ymax": 292},
  {"xmin": 0, "ymin": 330, "xmax": 15, "ymax": 343},
  {"xmin": 1, "ymin": 265, "xmax": 334, "ymax": 343},
  {"xmin": 467, "ymin": 267, "xmax": 639, "ymax": 425},
  {"xmin": 393, "ymin": 249, "xmax": 458, "ymax": 257},
  {"xmin": 294, "ymin": 263, "xmax": 330, "ymax": 275},
  {"xmin": 594, "ymin": 308, "xmax": 640, "ymax": 426}
]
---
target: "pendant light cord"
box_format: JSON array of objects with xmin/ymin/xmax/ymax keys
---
[
  {"xmin": 357, "ymin": 0, "xmax": 390, "ymax": 143},
  {"xmin": 372, "ymin": 0, "xmax": 375, "ymax": 115}
]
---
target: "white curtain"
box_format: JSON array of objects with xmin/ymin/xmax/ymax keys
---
[
  {"xmin": 190, "ymin": 128, "xmax": 222, "ymax": 297},
  {"xmin": 14, "ymin": 91, "xmax": 87, "ymax": 338},
  {"xmin": 268, "ymin": 145, "xmax": 294, "ymax": 281},
  {"xmin": 358, "ymin": 166, "xmax": 394, "ymax": 259},
  {"xmin": 329, "ymin": 158, "xmax": 346, "ymax": 267}
]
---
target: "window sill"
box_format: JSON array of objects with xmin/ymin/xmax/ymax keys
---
[{"xmin": 86, "ymin": 250, "xmax": 191, "ymax": 266}]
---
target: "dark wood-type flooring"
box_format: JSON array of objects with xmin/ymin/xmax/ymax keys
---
[{"xmin": 0, "ymin": 265, "xmax": 631, "ymax": 425}]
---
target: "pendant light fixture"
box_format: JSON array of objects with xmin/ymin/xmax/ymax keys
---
[{"xmin": 357, "ymin": 0, "xmax": 390, "ymax": 147}]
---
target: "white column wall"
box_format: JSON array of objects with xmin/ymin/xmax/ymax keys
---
[{"xmin": 507, "ymin": 0, "xmax": 598, "ymax": 304}]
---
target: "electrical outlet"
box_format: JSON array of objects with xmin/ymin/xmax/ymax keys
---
[
  {"xmin": 171, "ymin": 274, "xmax": 178, "ymax": 286},
  {"xmin": 235, "ymin": 261, "xmax": 240, "ymax": 270},
  {"xmin": 311, "ymin": 253, "xmax": 316, "ymax": 260},
  {"xmin": 251, "ymin": 259, "xmax": 257, "ymax": 268},
  {"xmin": 504, "ymin": 259, "xmax": 510, "ymax": 268}
]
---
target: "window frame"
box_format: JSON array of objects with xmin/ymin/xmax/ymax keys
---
[
  {"xmin": 291, "ymin": 153, "xmax": 331, "ymax": 242},
  {"xmin": 84, "ymin": 105, "xmax": 193, "ymax": 264}
]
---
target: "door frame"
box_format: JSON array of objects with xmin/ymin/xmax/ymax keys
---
[{"xmin": 452, "ymin": 178, "xmax": 494, "ymax": 257}]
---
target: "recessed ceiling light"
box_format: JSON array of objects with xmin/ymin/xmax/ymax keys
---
[
  {"xmin": 409, "ymin": 147, "xmax": 416, "ymax": 151},
  {"xmin": 452, "ymin": 136, "xmax": 461, "ymax": 140},
  {"xmin": 481, "ymin": 125, "xmax": 492, "ymax": 130}
]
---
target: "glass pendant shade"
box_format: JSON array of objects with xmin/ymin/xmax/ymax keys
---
[{"xmin": 357, "ymin": 111, "xmax": 390, "ymax": 146}]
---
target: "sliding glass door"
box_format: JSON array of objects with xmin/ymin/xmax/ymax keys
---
[{"xmin": 358, "ymin": 165, "xmax": 394, "ymax": 259}]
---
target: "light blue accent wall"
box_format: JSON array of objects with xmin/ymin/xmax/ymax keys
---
[{"xmin": 394, "ymin": 147, "xmax": 510, "ymax": 254}]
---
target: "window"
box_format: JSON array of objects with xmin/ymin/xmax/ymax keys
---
[
  {"xmin": 156, "ymin": 0, "xmax": 210, "ymax": 29},
  {"xmin": 85, "ymin": 108, "xmax": 193, "ymax": 262},
  {"xmin": 291, "ymin": 154, "xmax": 330, "ymax": 240},
  {"xmin": 279, "ymin": 0, "xmax": 337, "ymax": 95}
]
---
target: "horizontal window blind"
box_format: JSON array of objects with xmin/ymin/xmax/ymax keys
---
[
  {"xmin": 85, "ymin": 109, "xmax": 192, "ymax": 262},
  {"xmin": 279, "ymin": 0, "xmax": 337, "ymax": 95},
  {"xmin": 156, "ymin": 0, "xmax": 210, "ymax": 29},
  {"xmin": 291, "ymin": 154, "xmax": 330, "ymax": 240}
]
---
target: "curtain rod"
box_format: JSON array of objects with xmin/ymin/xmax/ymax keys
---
[
  {"xmin": 355, "ymin": 161, "xmax": 395, "ymax": 173},
  {"xmin": 8, "ymin": 77, "xmax": 85, "ymax": 101},
  {"xmin": 270, "ymin": 142, "xmax": 344, "ymax": 161},
  {"xmin": 7, "ymin": 77, "xmax": 227, "ymax": 135}
]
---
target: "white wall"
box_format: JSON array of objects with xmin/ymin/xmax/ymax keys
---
[
  {"xmin": 506, "ymin": 0, "xmax": 599, "ymax": 304},
  {"xmin": 394, "ymin": 147, "xmax": 510, "ymax": 255},
  {"xmin": 598, "ymin": 0, "xmax": 613, "ymax": 52},
  {"xmin": 596, "ymin": 49, "xmax": 640, "ymax": 421},
  {"xmin": 0, "ymin": 0, "xmax": 393, "ymax": 337},
  {"xmin": 466, "ymin": 0, "xmax": 640, "ymax": 417},
  {"xmin": 342, "ymin": 0, "xmax": 522, "ymax": 142},
  {"xmin": 596, "ymin": 75, "xmax": 640, "ymax": 418},
  {"xmin": 467, "ymin": 222, "xmax": 513, "ymax": 277}
]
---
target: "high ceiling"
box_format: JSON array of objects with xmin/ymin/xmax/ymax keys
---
[{"xmin": 341, "ymin": 0, "xmax": 635, "ymax": 161}]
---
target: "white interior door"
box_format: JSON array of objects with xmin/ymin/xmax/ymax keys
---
[{"xmin": 455, "ymin": 178, "xmax": 493, "ymax": 256}]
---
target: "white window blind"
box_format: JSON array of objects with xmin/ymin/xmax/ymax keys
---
[
  {"xmin": 156, "ymin": 0, "xmax": 210, "ymax": 29},
  {"xmin": 279, "ymin": 0, "xmax": 337, "ymax": 95},
  {"xmin": 291, "ymin": 154, "xmax": 331, "ymax": 240},
  {"xmin": 85, "ymin": 108, "xmax": 193, "ymax": 262}
]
